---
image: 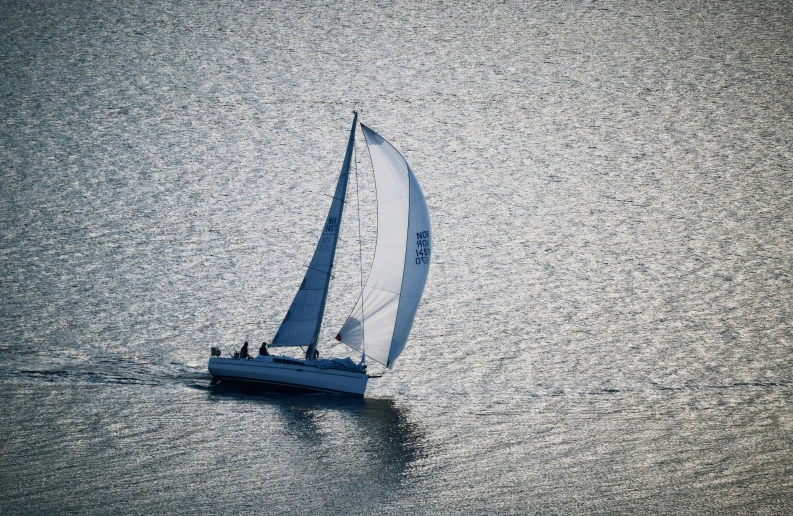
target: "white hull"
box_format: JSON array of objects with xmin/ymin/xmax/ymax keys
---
[{"xmin": 208, "ymin": 356, "xmax": 368, "ymax": 396}]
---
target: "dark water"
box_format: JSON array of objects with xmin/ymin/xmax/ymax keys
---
[{"xmin": 2, "ymin": 0, "xmax": 792, "ymax": 513}]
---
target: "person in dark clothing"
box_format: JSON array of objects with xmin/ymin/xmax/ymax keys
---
[
  {"xmin": 240, "ymin": 341, "xmax": 249, "ymax": 359},
  {"xmin": 259, "ymin": 341, "xmax": 269, "ymax": 356},
  {"xmin": 305, "ymin": 347, "xmax": 319, "ymax": 361}
]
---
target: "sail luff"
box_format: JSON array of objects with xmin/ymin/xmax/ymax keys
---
[{"xmin": 270, "ymin": 113, "xmax": 358, "ymax": 349}]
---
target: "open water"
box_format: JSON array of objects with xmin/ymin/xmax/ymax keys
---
[{"xmin": 2, "ymin": 0, "xmax": 792, "ymax": 513}]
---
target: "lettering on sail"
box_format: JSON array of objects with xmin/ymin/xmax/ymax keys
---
[
  {"xmin": 415, "ymin": 230, "xmax": 430, "ymax": 265},
  {"xmin": 324, "ymin": 217, "xmax": 338, "ymax": 234},
  {"xmin": 313, "ymin": 217, "xmax": 339, "ymax": 255}
]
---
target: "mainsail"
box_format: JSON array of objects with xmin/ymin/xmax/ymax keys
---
[
  {"xmin": 336, "ymin": 124, "xmax": 431, "ymax": 368},
  {"xmin": 270, "ymin": 113, "xmax": 357, "ymax": 350}
]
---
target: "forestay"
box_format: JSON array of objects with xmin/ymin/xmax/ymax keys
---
[
  {"xmin": 336, "ymin": 124, "xmax": 431, "ymax": 368},
  {"xmin": 271, "ymin": 113, "xmax": 357, "ymax": 348}
]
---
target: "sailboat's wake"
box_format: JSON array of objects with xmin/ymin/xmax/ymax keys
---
[{"xmin": 3, "ymin": 352, "xmax": 210, "ymax": 389}]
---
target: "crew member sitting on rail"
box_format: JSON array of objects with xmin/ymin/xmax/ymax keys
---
[
  {"xmin": 240, "ymin": 341, "xmax": 249, "ymax": 359},
  {"xmin": 259, "ymin": 341, "xmax": 269, "ymax": 356}
]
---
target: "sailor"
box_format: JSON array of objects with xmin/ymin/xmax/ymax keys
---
[
  {"xmin": 259, "ymin": 341, "xmax": 269, "ymax": 356},
  {"xmin": 305, "ymin": 347, "xmax": 319, "ymax": 361},
  {"xmin": 240, "ymin": 341, "xmax": 249, "ymax": 359}
]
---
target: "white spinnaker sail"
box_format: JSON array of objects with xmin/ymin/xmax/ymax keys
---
[{"xmin": 337, "ymin": 124, "xmax": 431, "ymax": 368}]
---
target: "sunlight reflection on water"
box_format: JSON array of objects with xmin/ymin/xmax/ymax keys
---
[{"xmin": 1, "ymin": 0, "xmax": 791, "ymax": 513}]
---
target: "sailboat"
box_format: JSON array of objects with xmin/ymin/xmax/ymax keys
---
[{"xmin": 208, "ymin": 112, "xmax": 431, "ymax": 396}]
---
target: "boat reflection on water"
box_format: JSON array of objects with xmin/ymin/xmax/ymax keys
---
[{"xmin": 205, "ymin": 385, "xmax": 425, "ymax": 507}]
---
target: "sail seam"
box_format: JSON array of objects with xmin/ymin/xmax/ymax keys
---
[
  {"xmin": 389, "ymin": 163, "xmax": 412, "ymax": 368},
  {"xmin": 361, "ymin": 285, "xmax": 404, "ymax": 296},
  {"xmin": 303, "ymin": 265, "xmax": 332, "ymax": 276}
]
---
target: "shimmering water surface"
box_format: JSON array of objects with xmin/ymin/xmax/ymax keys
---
[{"xmin": 2, "ymin": 0, "xmax": 792, "ymax": 513}]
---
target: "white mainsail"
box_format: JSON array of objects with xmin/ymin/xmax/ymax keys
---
[
  {"xmin": 336, "ymin": 124, "xmax": 431, "ymax": 368},
  {"xmin": 270, "ymin": 113, "xmax": 357, "ymax": 350}
]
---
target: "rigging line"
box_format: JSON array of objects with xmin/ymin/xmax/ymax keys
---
[{"xmin": 354, "ymin": 122, "xmax": 366, "ymax": 365}]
